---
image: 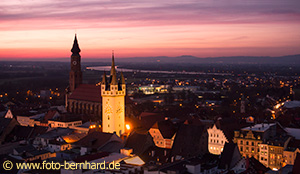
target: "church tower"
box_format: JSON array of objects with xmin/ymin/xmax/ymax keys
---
[
  {"xmin": 101, "ymin": 52, "xmax": 126, "ymax": 136},
  {"xmin": 69, "ymin": 34, "xmax": 82, "ymax": 92}
]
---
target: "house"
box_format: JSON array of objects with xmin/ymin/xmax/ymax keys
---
[
  {"xmin": 0, "ymin": 117, "xmax": 19, "ymax": 144},
  {"xmin": 148, "ymin": 120, "xmax": 177, "ymax": 149},
  {"xmin": 259, "ymin": 136, "xmax": 292, "ymax": 170},
  {"xmin": 218, "ymin": 142, "xmax": 243, "ymax": 172},
  {"xmin": 5, "ymin": 125, "xmax": 48, "ymax": 143},
  {"xmin": 124, "ymin": 132, "xmax": 155, "ymax": 156},
  {"xmin": 62, "ymin": 132, "xmax": 87, "ymax": 144},
  {"xmin": 39, "ymin": 109, "xmax": 60, "ymax": 126},
  {"xmin": 283, "ymin": 139, "xmax": 300, "ymax": 166},
  {"xmin": 34, "ymin": 128, "xmax": 74, "ymax": 147},
  {"xmin": 73, "ymin": 131, "xmax": 123, "ymax": 155},
  {"xmin": 16, "ymin": 111, "xmax": 45, "ymax": 127},
  {"xmin": 234, "ymin": 123, "xmax": 277, "ymax": 160},
  {"xmin": 26, "ymin": 149, "xmax": 56, "ymax": 161},
  {"xmin": 12, "ymin": 144, "xmax": 56, "ymax": 162},
  {"xmin": 242, "ymin": 157, "xmax": 270, "ymax": 174},
  {"xmin": 171, "ymin": 124, "xmax": 208, "ymax": 160},
  {"xmin": 13, "ymin": 144, "xmax": 36, "ymax": 156},
  {"xmin": 0, "ymin": 108, "xmax": 13, "ymax": 119},
  {"xmin": 48, "ymin": 140, "xmax": 71, "ymax": 152},
  {"xmin": 48, "ymin": 119, "xmax": 82, "ymax": 128},
  {"xmin": 207, "ymin": 117, "xmax": 240, "ymax": 155},
  {"xmin": 138, "ymin": 112, "xmax": 165, "ymax": 130}
]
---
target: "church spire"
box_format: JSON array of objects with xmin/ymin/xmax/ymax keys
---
[
  {"xmin": 110, "ymin": 50, "xmax": 116, "ymax": 76},
  {"xmin": 71, "ymin": 34, "xmax": 81, "ymax": 55},
  {"xmin": 110, "ymin": 51, "xmax": 118, "ymax": 85}
]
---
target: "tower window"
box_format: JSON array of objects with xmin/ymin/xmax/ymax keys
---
[{"xmin": 108, "ymin": 124, "xmax": 110, "ymax": 127}]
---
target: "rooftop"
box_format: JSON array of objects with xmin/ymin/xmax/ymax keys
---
[
  {"xmin": 242, "ymin": 123, "xmax": 276, "ymax": 132},
  {"xmin": 69, "ymin": 84, "xmax": 102, "ymax": 102}
]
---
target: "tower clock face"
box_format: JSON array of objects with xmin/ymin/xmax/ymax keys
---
[
  {"xmin": 116, "ymin": 103, "xmax": 124, "ymax": 113},
  {"xmin": 104, "ymin": 105, "xmax": 112, "ymax": 115},
  {"xmin": 73, "ymin": 61, "xmax": 77, "ymax": 65}
]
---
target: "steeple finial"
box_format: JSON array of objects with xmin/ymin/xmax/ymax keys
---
[
  {"xmin": 71, "ymin": 34, "xmax": 81, "ymax": 55},
  {"xmin": 110, "ymin": 50, "xmax": 116, "ymax": 76},
  {"xmin": 110, "ymin": 50, "xmax": 118, "ymax": 85}
]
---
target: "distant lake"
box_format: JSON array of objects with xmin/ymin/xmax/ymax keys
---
[{"xmin": 86, "ymin": 66, "xmax": 231, "ymax": 76}]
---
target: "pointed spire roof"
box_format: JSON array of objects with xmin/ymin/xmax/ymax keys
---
[
  {"xmin": 71, "ymin": 34, "xmax": 81, "ymax": 55},
  {"xmin": 110, "ymin": 51, "xmax": 118, "ymax": 85},
  {"xmin": 111, "ymin": 74, "xmax": 118, "ymax": 85},
  {"xmin": 101, "ymin": 71, "xmax": 107, "ymax": 84},
  {"xmin": 110, "ymin": 50, "xmax": 116, "ymax": 76},
  {"xmin": 120, "ymin": 72, "xmax": 125, "ymax": 84}
]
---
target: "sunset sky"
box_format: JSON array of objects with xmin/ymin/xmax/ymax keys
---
[{"xmin": 0, "ymin": 0, "xmax": 300, "ymax": 59}]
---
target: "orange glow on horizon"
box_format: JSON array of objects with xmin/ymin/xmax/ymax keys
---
[{"xmin": 0, "ymin": 0, "xmax": 299, "ymax": 59}]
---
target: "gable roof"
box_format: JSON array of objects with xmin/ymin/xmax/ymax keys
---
[
  {"xmin": 171, "ymin": 124, "xmax": 206, "ymax": 158},
  {"xmin": 14, "ymin": 144, "xmax": 36, "ymax": 154},
  {"xmin": 139, "ymin": 112, "xmax": 165, "ymax": 130},
  {"xmin": 74, "ymin": 131, "xmax": 120, "ymax": 149},
  {"xmin": 218, "ymin": 142, "xmax": 241, "ymax": 169},
  {"xmin": 215, "ymin": 117, "xmax": 241, "ymax": 142},
  {"xmin": 38, "ymin": 128, "xmax": 74, "ymax": 139},
  {"xmin": 6, "ymin": 125, "xmax": 48, "ymax": 142},
  {"xmin": 241, "ymin": 157, "xmax": 269, "ymax": 174},
  {"xmin": 125, "ymin": 132, "xmax": 155, "ymax": 155},
  {"xmin": 6, "ymin": 125, "xmax": 34, "ymax": 141},
  {"xmin": 152, "ymin": 120, "xmax": 176, "ymax": 139},
  {"xmin": 0, "ymin": 118, "xmax": 17, "ymax": 136},
  {"xmin": 42, "ymin": 109, "xmax": 59, "ymax": 123}
]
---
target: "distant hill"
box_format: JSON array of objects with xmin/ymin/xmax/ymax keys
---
[
  {"xmin": 80, "ymin": 54, "xmax": 300, "ymax": 65},
  {"xmin": 3, "ymin": 54, "xmax": 300, "ymax": 65}
]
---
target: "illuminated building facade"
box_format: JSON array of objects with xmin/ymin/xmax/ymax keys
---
[{"xmin": 101, "ymin": 53, "xmax": 126, "ymax": 136}]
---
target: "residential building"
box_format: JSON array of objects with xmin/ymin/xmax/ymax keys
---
[
  {"xmin": 0, "ymin": 117, "xmax": 19, "ymax": 144},
  {"xmin": 149, "ymin": 120, "xmax": 177, "ymax": 149},
  {"xmin": 208, "ymin": 117, "xmax": 240, "ymax": 155},
  {"xmin": 234, "ymin": 123, "xmax": 277, "ymax": 160}
]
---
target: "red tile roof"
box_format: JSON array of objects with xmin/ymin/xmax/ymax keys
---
[
  {"xmin": 152, "ymin": 120, "xmax": 177, "ymax": 139},
  {"xmin": 69, "ymin": 84, "xmax": 132, "ymax": 104},
  {"xmin": 69, "ymin": 84, "xmax": 102, "ymax": 102},
  {"xmin": 42, "ymin": 110, "xmax": 58, "ymax": 123}
]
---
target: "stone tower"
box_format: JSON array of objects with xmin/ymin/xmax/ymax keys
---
[
  {"xmin": 101, "ymin": 52, "xmax": 126, "ymax": 136},
  {"xmin": 69, "ymin": 34, "xmax": 82, "ymax": 92}
]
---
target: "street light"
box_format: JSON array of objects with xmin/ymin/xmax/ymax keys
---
[{"xmin": 126, "ymin": 124, "xmax": 131, "ymax": 131}]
